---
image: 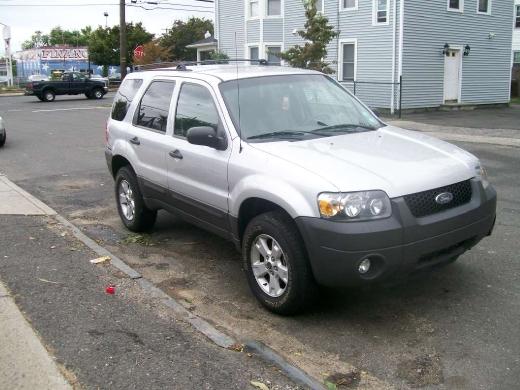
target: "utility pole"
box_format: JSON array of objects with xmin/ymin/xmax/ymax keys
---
[{"xmin": 119, "ymin": 0, "xmax": 127, "ymax": 79}]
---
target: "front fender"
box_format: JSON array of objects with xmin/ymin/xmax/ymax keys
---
[{"xmin": 229, "ymin": 174, "xmax": 318, "ymax": 219}]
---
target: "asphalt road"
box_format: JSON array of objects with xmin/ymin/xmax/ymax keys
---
[{"xmin": 1, "ymin": 95, "xmax": 519, "ymax": 389}]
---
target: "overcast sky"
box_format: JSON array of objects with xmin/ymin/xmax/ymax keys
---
[{"xmin": 0, "ymin": 0, "xmax": 215, "ymax": 55}]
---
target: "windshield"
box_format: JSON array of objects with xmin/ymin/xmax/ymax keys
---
[{"xmin": 219, "ymin": 74, "xmax": 383, "ymax": 142}]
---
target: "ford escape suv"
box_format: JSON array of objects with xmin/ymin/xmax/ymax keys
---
[{"xmin": 105, "ymin": 64, "xmax": 496, "ymax": 314}]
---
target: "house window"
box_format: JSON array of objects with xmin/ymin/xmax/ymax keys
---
[
  {"xmin": 448, "ymin": 0, "xmax": 463, "ymax": 12},
  {"xmin": 374, "ymin": 0, "xmax": 388, "ymax": 24},
  {"xmin": 342, "ymin": 43, "xmax": 355, "ymax": 80},
  {"xmin": 249, "ymin": 46, "xmax": 259, "ymax": 61},
  {"xmin": 516, "ymin": 5, "xmax": 520, "ymax": 28},
  {"xmin": 267, "ymin": 0, "xmax": 281, "ymax": 16},
  {"xmin": 477, "ymin": 0, "xmax": 490, "ymax": 14},
  {"xmin": 341, "ymin": 0, "xmax": 357, "ymax": 11},
  {"xmin": 514, "ymin": 51, "xmax": 520, "ymax": 64},
  {"xmin": 267, "ymin": 46, "xmax": 282, "ymax": 65},
  {"xmin": 316, "ymin": 0, "xmax": 324, "ymax": 13},
  {"xmin": 249, "ymin": 0, "xmax": 259, "ymax": 18}
]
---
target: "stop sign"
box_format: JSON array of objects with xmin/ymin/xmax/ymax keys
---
[{"xmin": 133, "ymin": 45, "xmax": 144, "ymax": 58}]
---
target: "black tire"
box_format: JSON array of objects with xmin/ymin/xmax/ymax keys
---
[
  {"xmin": 91, "ymin": 88, "xmax": 104, "ymax": 100},
  {"xmin": 0, "ymin": 131, "xmax": 5, "ymax": 147},
  {"xmin": 85, "ymin": 92, "xmax": 92, "ymax": 99},
  {"xmin": 114, "ymin": 166, "xmax": 157, "ymax": 232},
  {"xmin": 42, "ymin": 89, "xmax": 55, "ymax": 102},
  {"xmin": 242, "ymin": 210, "xmax": 317, "ymax": 315}
]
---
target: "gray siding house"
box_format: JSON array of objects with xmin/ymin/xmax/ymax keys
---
[{"xmin": 215, "ymin": 0, "xmax": 514, "ymax": 111}]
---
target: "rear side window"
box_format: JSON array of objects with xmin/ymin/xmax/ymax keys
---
[
  {"xmin": 174, "ymin": 83, "xmax": 219, "ymax": 138},
  {"xmin": 135, "ymin": 81, "xmax": 176, "ymax": 133},
  {"xmin": 111, "ymin": 78, "xmax": 143, "ymax": 121}
]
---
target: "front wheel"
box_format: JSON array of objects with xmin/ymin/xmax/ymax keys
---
[
  {"xmin": 91, "ymin": 88, "xmax": 104, "ymax": 99},
  {"xmin": 242, "ymin": 210, "xmax": 317, "ymax": 315},
  {"xmin": 115, "ymin": 167, "xmax": 157, "ymax": 232}
]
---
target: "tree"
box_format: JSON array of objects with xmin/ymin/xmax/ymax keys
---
[
  {"xmin": 88, "ymin": 23, "xmax": 154, "ymax": 70},
  {"xmin": 133, "ymin": 41, "xmax": 171, "ymax": 65},
  {"xmin": 159, "ymin": 18, "xmax": 214, "ymax": 61},
  {"xmin": 21, "ymin": 31, "xmax": 50, "ymax": 49},
  {"xmin": 278, "ymin": 0, "xmax": 338, "ymax": 74}
]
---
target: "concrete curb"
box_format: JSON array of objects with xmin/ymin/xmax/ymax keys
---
[
  {"xmin": 0, "ymin": 174, "xmax": 321, "ymax": 388},
  {"xmin": 0, "ymin": 93, "xmax": 24, "ymax": 97}
]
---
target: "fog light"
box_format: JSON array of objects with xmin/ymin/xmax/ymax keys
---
[{"xmin": 358, "ymin": 258, "xmax": 371, "ymax": 274}]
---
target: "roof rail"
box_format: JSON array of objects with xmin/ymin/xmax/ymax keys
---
[{"xmin": 135, "ymin": 58, "xmax": 269, "ymax": 72}]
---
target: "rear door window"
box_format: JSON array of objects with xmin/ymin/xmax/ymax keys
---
[
  {"xmin": 134, "ymin": 80, "xmax": 176, "ymax": 133},
  {"xmin": 111, "ymin": 78, "xmax": 143, "ymax": 121}
]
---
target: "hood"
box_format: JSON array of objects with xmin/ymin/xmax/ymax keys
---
[{"xmin": 250, "ymin": 126, "xmax": 479, "ymax": 198}]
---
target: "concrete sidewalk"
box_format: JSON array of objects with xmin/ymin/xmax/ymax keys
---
[
  {"xmin": 0, "ymin": 175, "xmax": 56, "ymax": 215},
  {"xmin": 0, "ymin": 282, "xmax": 71, "ymax": 390}
]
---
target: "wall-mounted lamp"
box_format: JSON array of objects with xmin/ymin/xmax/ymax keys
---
[
  {"xmin": 443, "ymin": 43, "xmax": 450, "ymax": 56},
  {"xmin": 488, "ymin": 32, "xmax": 496, "ymax": 40},
  {"xmin": 463, "ymin": 45, "xmax": 471, "ymax": 56}
]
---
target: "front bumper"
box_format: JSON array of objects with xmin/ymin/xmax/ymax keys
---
[{"xmin": 296, "ymin": 179, "xmax": 497, "ymax": 287}]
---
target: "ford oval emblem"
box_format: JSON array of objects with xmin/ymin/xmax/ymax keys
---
[{"xmin": 435, "ymin": 192, "xmax": 454, "ymax": 205}]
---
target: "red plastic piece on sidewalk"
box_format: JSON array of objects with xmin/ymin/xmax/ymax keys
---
[{"xmin": 105, "ymin": 285, "xmax": 115, "ymax": 295}]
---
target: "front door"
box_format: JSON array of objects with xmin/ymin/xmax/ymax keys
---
[
  {"xmin": 444, "ymin": 49, "xmax": 461, "ymax": 103},
  {"xmin": 166, "ymin": 80, "xmax": 231, "ymax": 235}
]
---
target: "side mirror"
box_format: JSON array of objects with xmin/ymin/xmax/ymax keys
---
[{"xmin": 187, "ymin": 126, "xmax": 226, "ymax": 150}]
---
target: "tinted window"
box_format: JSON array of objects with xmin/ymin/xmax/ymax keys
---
[
  {"xmin": 135, "ymin": 81, "xmax": 175, "ymax": 132},
  {"xmin": 111, "ymin": 78, "xmax": 143, "ymax": 121},
  {"xmin": 174, "ymin": 83, "xmax": 219, "ymax": 138}
]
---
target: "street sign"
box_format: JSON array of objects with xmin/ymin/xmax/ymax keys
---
[{"xmin": 133, "ymin": 45, "xmax": 144, "ymax": 59}]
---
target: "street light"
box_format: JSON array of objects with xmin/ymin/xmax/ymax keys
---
[
  {"xmin": 104, "ymin": 12, "xmax": 109, "ymax": 28},
  {"xmin": 0, "ymin": 22, "xmax": 13, "ymax": 87}
]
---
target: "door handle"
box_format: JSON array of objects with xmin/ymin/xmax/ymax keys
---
[
  {"xmin": 169, "ymin": 150, "xmax": 183, "ymax": 160},
  {"xmin": 129, "ymin": 136, "xmax": 140, "ymax": 145}
]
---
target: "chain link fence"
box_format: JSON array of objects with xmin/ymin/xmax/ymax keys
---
[{"xmin": 340, "ymin": 76, "xmax": 402, "ymax": 118}]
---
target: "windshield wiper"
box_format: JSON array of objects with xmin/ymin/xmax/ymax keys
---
[
  {"xmin": 311, "ymin": 123, "xmax": 378, "ymax": 134},
  {"xmin": 247, "ymin": 130, "xmax": 330, "ymax": 140}
]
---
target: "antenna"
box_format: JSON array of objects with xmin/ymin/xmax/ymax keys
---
[{"xmin": 234, "ymin": 32, "xmax": 243, "ymax": 153}]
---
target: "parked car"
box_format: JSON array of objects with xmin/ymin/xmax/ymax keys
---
[
  {"xmin": 25, "ymin": 71, "xmax": 108, "ymax": 102},
  {"xmin": 105, "ymin": 64, "xmax": 497, "ymax": 314},
  {"xmin": 0, "ymin": 116, "xmax": 6, "ymax": 147}
]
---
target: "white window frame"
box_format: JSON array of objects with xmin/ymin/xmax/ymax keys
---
[
  {"xmin": 476, "ymin": 0, "xmax": 491, "ymax": 15},
  {"xmin": 447, "ymin": 0, "xmax": 464, "ymax": 13},
  {"xmin": 338, "ymin": 38, "xmax": 357, "ymax": 81},
  {"xmin": 340, "ymin": 0, "xmax": 358, "ymax": 12},
  {"xmin": 246, "ymin": 44, "xmax": 261, "ymax": 62},
  {"xmin": 373, "ymin": 0, "xmax": 389, "ymax": 25},
  {"xmin": 265, "ymin": 43, "xmax": 283, "ymax": 65},
  {"xmin": 247, "ymin": 0, "xmax": 260, "ymax": 19}
]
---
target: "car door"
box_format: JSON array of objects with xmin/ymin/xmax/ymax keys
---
[
  {"xmin": 70, "ymin": 72, "xmax": 86, "ymax": 94},
  {"xmin": 57, "ymin": 73, "xmax": 71, "ymax": 94},
  {"xmin": 127, "ymin": 79, "xmax": 177, "ymax": 201},
  {"xmin": 165, "ymin": 80, "xmax": 232, "ymax": 236}
]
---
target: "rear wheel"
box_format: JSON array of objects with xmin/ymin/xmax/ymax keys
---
[
  {"xmin": 115, "ymin": 166, "xmax": 157, "ymax": 232},
  {"xmin": 242, "ymin": 210, "xmax": 317, "ymax": 315},
  {"xmin": 42, "ymin": 89, "xmax": 55, "ymax": 102}
]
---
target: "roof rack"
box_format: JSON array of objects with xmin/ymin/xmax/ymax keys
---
[{"xmin": 135, "ymin": 58, "xmax": 269, "ymax": 72}]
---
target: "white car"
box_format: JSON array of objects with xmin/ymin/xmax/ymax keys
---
[
  {"xmin": 0, "ymin": 116, "xmax": 6, "ymax": 147},
  {"xmin": 105, "ymin": 64, "xmax": 497, "ymax": 314}
]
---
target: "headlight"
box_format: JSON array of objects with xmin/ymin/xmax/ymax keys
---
[
  {"xmin": 318, "ymin": 191, "xmax": 392, "ymax": 221},
  {"xmin": 475, "ymin": 163, "xmax": 489, "ymax": 189}
]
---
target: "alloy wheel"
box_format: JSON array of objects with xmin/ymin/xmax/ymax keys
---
[
  {"xmin": 250, "ymin": 234, "xmax": 289, "ymax": 297},
  {"xmin": 118, "ymin": 179, "xmax": 135, "ymax": 221}
]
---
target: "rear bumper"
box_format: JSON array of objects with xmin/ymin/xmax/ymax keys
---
[{"xmin": 296, "ymin": 179, "xmax": 497, "ymax": 287}]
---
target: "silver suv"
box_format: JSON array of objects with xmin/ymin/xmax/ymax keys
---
[{"xmin": 106, "ymin": 64, "xmax": 496, "ymax": 314}]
